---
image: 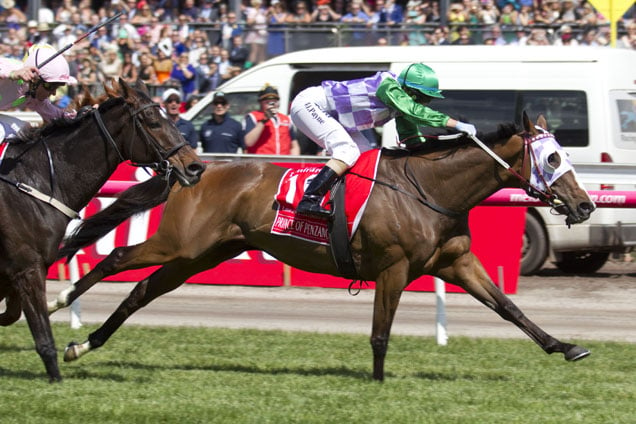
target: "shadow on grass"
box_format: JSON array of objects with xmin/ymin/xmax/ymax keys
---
[
  {"xmin": 65, "ymin": 359, "xmax": 508, "ymax": 383},
  {"xmin": 0, "ymin": 365, "xmax": 133, "ymax": 382},
  {"xmin": 98, "ymin": 359, "xmax": 373, "ymax": 380},
  {"xmin": 0, "ymin": 343, "xmax": 34, "ymax": 353},
  {"xmin": 0, "ymin": 366, "xmax": 46, "ymax": 380},
  {"xmin": 413, "ymin": 370, "xmax": 510, "ymax": 382}
]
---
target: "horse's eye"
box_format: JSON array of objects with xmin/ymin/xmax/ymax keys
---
[{"xmin": 547, "ymin": 152, "xmax": 561, "ymax": 169}]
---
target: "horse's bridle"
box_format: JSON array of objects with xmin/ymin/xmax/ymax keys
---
[
  {"xmin": 0, "ymin": 100, "xmax": 188, "ymax": 219},
  {"xmin": 513, "ymin": 132, "xmax": 566, "ymax": 212},
  {"xmin": 93, "ymin": 101, "xmax": 188, "ymax": 177}
]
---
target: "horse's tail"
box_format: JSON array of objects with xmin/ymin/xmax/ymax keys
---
[{"xmin": 58, "ymin": 176, "xmax": 172, "ymax": 261}]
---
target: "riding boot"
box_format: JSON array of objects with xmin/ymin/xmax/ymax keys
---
[{"xmin": 296, "ymin": 166, "xmax": 339, "ymax": 218}]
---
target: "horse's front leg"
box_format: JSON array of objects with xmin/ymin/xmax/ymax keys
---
[
  {"xmin": 438, "ymin": 252, "xmax": 590, "ymax": 361},
  {"xmin": 49, "ymin": 239, "xmax": 175, "ymax": 314},
  {"xmin": 370, "ymin": 261, "xmax": 409, "ymax": 382},
  {"xmin": 16, "ymin": 268, "xmax": 62, "ymax": 382}
]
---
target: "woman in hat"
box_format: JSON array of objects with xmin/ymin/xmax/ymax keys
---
[
  {"xmin": 290, "ymin": 63, "xmax": 476, "ymax": 218},
  {"xmin": 0, "ymin": 43, "xmax": 77, "ymax": 141}
]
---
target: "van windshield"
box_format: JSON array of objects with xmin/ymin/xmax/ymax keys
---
[{"xmin": 430, "ymin": 90, "xmax": 589, "ymax": 147}]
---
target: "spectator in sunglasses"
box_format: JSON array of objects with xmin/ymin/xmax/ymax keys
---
[
  {"xmin": 161, "ymin": 88, "xmax": 199, "ymax": 150},
  {"xmin": 199, "ymin": 92, "xmax": 244, "ymax": 153}
]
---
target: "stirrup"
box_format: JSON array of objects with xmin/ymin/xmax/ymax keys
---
[{"xmin": 297, "ymin": 196, "xmax": 332, "ymax": 218}]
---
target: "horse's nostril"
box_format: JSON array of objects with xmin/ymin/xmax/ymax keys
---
[
  {"xmin": 187, "ymin": 162, "xmax": 206, "ymax": 178},
  {"xmin": 579, "ymin": 202, "xmax": 595, "ymax": 215}
]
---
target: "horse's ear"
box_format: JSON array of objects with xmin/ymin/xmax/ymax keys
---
[
  {"xmin": 104, "ymin": 78, "xmax": 118, "ymax": 98},
  {"xmin": 535, "ymin": 114, "xmax": 548, "ymax": 131},
  {"xmin": 522, "ymin": 110, "xmax": 534, "ymax": 133},
  {"xmin": 133, "ymin": 78, "xmax": 150, "ymax": 95},
  {"xmin": 118, "ymin": 78, "xmax": 133, "ymax": 99}
]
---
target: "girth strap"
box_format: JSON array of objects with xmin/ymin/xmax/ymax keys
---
[
  {"xmin": 0, "ymin": 174, "xmax": 79, "ymax": 219},
  {"xmin": 327, "ymin": 176, "xmax": 358, "ymax": 279}
]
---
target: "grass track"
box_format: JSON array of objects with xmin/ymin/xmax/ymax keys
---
[{"xmin": 0, "ymin": 323, "xmax": 634, "ymax": 423}]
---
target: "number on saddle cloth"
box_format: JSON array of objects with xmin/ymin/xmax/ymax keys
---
[{"xmin": 0, "ymin": 114, "xmax": 28, "ymax": 143}]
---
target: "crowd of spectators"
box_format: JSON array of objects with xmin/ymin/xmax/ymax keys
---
[{"xmin": 0, "ymin": 0, "xmax": 634, "ymax": 105}]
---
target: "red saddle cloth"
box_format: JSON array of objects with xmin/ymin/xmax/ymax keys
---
[{"xmin": 272, "ymin": 149, "xmax": 381, "ymax": 245}]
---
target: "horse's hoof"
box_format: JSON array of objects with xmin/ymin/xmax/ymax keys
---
[
  {"xmin": 64, "ymin": 342, "xmax": 81, "ymax": 362},
  {"xmin": 565, "ymin": 345, "xmax": 590, "ymax": 361}
]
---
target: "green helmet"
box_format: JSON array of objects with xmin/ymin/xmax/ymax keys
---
[{"xmin": 397, "ymin": 63, "xmax": 444, "ymax": 99}]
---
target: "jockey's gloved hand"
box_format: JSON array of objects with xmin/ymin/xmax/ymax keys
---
[{"xmin": 455, "ymin": 121, "xmax": 477, "ymax": 136}]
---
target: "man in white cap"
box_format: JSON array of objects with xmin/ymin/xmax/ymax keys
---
[{"xmin": 161, "ymin": 88, "xmax": 198, "ymax": 149}]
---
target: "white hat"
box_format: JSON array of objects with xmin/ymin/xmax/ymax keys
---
[
  {"xmin": 162, "ymin": 88, "xmax": 181, "ymax": 103},
  {"xmin": 1, "ymin": 0, "xmax": 15, "ymax": 9},
  {"xmin": 158, "ymin": 40, "xmax": 172, "ymax": 57},
  {"xmin": 25, "ymin": 44, "xmax": 77, "ymax": 85}
]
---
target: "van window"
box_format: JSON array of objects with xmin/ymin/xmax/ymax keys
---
[
  {"xmin": 189, "ymin": 92, "xmax": 260, "ymax": 132},
  {"xmin": 430, "ymin": 90, "xmax": 589, "ymax": 147},
  {"xmin": 611, "ymin": 91, "xmax": 636, "ymax": 151}
]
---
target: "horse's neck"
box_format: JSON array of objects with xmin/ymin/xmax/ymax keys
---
[
  {"xmin": 397, "ymin": 141, "xmax": 523, "ymax": 214},
  {"xmin": 52, "ymin": 122, "xmax": 124, "ymax": 212}
]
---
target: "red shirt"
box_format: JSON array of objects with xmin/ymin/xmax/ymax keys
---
[{"xmin": 245, "ymin": 110, "xmax": 294, "ymax": 155}]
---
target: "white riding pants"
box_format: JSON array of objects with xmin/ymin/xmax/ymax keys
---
[{"xmin": 290, "ymin": 86, "xmax": 373, "ymax": 167}]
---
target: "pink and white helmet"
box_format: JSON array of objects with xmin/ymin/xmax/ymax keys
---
[{"xmin": 24, "ymin": 44, "xmax": 77, "ymax": 85}]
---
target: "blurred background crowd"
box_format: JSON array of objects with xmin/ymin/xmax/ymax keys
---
[{"xmin": 1, "ymin": 0, "xmax": 635, "ymax": 106}]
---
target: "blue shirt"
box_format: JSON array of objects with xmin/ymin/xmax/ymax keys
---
[
  {"xmin": 176, "ymin": 118, "xmax": 198, "ymax": 149},
  {"xmin": 199, "ymin": 115, "xmax": 245, "ymax": 153}
]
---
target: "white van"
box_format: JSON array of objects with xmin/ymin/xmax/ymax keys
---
[{"xmin": 183, "ymin": 45, "xmax": 636, "ymax": 274}]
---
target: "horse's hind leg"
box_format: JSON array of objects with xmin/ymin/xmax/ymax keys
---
[
  {"xmin": 370, "ymin": 261, "xmax": 410, "ymax": 382},
  {"xmin": 15, "ymin": 269, "xmax": 61, "ymax": 382},
  {"xmin": 439, "ymin": 252, "xmax": 589, "ymax": 361},
  {"xmin": 64, "ymin": 245, "xmax": 245, "ymax": 362}
]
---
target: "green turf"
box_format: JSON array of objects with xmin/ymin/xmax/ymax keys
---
[{"xmin": 0, "ymin": 323, "xmax": 633, "ymax": 423}]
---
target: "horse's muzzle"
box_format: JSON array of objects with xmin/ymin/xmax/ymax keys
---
[{"xmin": 561, "ymin": 200, "xmax": 595, "ymax": 226}]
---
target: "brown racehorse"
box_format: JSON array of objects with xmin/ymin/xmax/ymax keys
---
[
  {"xmin": 53, "ymin": 112, "xmax": 594, "ymax": 381},
  {"xmin": 0, "ymin": 79, "xmax": 204, "ymax": 382}
]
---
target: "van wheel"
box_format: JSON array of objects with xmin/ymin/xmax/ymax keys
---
[
  {"xmin": 555, "ymin": 251, "xmax": 610, "ymax": 274},
  {"xmin": 521, "ymin": 213, "xmax": 548, "ymax": 275}
]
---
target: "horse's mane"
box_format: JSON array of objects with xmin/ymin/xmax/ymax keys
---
[
  {"xmin": 11, "ymin": 79, "xmax": 132, "ymax": 144},
  {"xmin": 382, "ymin": 123, "xmax": 520, "ymax": 158}
]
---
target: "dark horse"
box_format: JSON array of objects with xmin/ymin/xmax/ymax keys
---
[
  {"xmin": 52, "ymin": 113, "xmax": 594, "ymax": 381},
  {"xmin": 0, "ymin": 79, "xmax": 205, "ymax": 381}
]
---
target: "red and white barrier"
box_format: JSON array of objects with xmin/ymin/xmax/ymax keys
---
[{"xmin": 483, "ymin": 188, "xmax": 636, "ymax": 208}]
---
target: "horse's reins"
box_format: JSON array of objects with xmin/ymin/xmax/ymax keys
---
[
  {"xmin": 468, "ymin": 130, "xmax": 565, "ymax": 211},
  {"xmin": 351, "ymin": 129, "xmax": 564, "ymax": 219},
  {"xmin": 404, "ymin": 130, "xmax": 565, "ymax": 211}
]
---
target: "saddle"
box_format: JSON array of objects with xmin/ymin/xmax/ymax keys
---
[{"xmin": 272, "ymin": 150, "xmax": 382, "ymax": 279}]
